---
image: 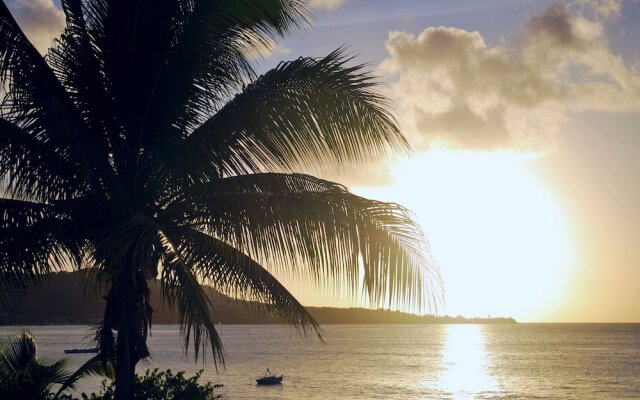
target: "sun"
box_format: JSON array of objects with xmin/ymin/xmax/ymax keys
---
[{"xmin": 352, "ymin": 148, "xmax": 576, "ymax": 321}]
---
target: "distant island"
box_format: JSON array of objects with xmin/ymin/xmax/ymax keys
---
[{"xmin": 0, "ymin": 272, "xmax": 516, "ymax": 325}]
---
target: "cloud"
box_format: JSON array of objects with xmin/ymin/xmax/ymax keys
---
[
  {"xmin": 308, "ymin": 0, "xmax": 345, "ymax": 11},
  {"xmin": 525, "ymin": 3, "xmax": 591, "ymax": 50},
  {"xmin": 379, "ymin": 1, "xmax": 640, "ymax": 151},
  {"xmin": 414, "ymin": 104, "xmax": 512, "ymax": 150},
  {"xmin": 7, "ymin": 0, "xmax": 65, "ymax": 54},
  {"xmin": 575, "ymin": 0, "xmax": 623, "ymax": 19}
]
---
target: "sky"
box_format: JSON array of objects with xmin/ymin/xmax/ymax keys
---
[{"xmin": 7, "ymin": 0, "xmax": 640, "ymax": 322}]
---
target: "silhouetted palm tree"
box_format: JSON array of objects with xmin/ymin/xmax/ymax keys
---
[
  {"xmin": 0, "ymin": 1, "xmax": 438, "ymax": 398},
  {"xmin": 0, "ymin": 330, "xmax": 112, "ymax": 399}
]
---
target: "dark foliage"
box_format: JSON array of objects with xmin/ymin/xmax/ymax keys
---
[
  {"xmin": 80, "ymin": 369, "xmax": 222, "ymax": 400},
  {"xmin": 0, "ymin": 330, "xmax": 112, "ymax": 400}
]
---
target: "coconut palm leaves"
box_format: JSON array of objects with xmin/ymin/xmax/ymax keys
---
[
  {"xmin": 0, "ymin": 330, "xmax": 72, "ymax": 399},
  {"xmin": 0, "ymin": 330, "xmax": 113, "ymax": 399},
  {"xmin": 163, "ymin": 50, "xmax": 408, "ymax": 182},
  {"xmin": 0, "ymin": 0, "xmax": 439, "ymax": 397}
]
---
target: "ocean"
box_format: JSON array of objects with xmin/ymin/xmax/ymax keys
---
[{"xmin": 1, "ymin": 324, "xmax": 638, "ymax": 399}]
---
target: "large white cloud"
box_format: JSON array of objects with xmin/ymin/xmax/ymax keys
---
[
  {"xmin": 8, "ymin": 0, "xmax": 65, "ymax": 54},
  {"xmin": 380, "ymin": 1, "xmax": 640, "ymax": 151}
]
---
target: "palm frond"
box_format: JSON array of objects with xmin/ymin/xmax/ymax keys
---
[
  {"xmin": 176, "ymin": 226, "xmax": 320, "ymax": 335},
  {"xmin": 159, "ymin": 231, "xmax": 224, "ymax": 367},
  {"xmin": 161, "ymin": 49, "xmax": 406, "ymax": 183},
  {"xmin": 0, "ymin": 117, "xmax": 83, "ymax": 201},
  {"xmin": 0, "ymin": 3, "xmax": 125, "ymax": 202},
  {"xmin": 0, "ymin": 330, "xmax": 90, "ymax": 398},
  {"xmin": 90, "ymin": 217, "xmax": 156, "ymax": 276},
  {"xmin": 53, "ymin": 353, "xmax": 114, "ymax": 397},
  {"xmin": 139, "ymin": 0, "xmax": 310, "ymax": 158},
  {"xmin": 0, "ymin": 330, "xmax": 37, "ymax": 377},
  {"xmin": 29, "ymin": 357, "xmax": 73, "ymax": 387},
  {"xmin": 77, "ymin": 0, "xmax": 187, "ymax": 176},
  {"xmin": 46, "ymin": 0, "xmax": 120, "ymax": 161},
  {"xmin": 161, "ymin": 173, "xmax": 440, "ymax": 311},
  {"xmin": 0, "ymin": 198, "xmax": 83, "ymax": 292}
]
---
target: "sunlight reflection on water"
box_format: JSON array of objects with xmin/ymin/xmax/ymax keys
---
[{"xmin": 436, "ymin": 325, "xmax": 500, "ymax": 399}]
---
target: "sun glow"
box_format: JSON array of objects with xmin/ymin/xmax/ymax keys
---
[{"xmin": 352, "ymin": 148, "xmax": 576, "ymax": 321}]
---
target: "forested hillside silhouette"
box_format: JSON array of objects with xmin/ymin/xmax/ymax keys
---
[{"xmin": 1, "ymin": 272, "xmax": 514, "ymax": 325}]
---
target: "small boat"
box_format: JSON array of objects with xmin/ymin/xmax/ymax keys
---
[
  {"xmin": 64, "ymin": 348, "xmax": 99, "ymax": 354},
  {"xmin": 256, "ymin": 369, "xmax": 283, "ymax": 385}
]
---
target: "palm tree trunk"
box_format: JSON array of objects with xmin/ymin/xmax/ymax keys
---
[
  {"xmin": 114, "ymin": 322, "xmax": 134, "ymax": 400},
  {"xmin": 112, "ymin": 269, "xmax": 152, "ymax": 400}
]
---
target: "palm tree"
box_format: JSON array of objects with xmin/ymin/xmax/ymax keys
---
[
  {"xmin": 0, "ymin": 0, "xmax": 439, "ymax": 399},
  {"xmin": 0, "ymin": 330, "xmax": 112, "ymax": 399}
]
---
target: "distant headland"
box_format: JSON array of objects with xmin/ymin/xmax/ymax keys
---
[{"xmin": 0, "ymin": 272, "xmax": 516, "ymax": 325}]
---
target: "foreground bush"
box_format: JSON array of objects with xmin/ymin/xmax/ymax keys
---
[
  {"xmin": 0, "ymin": 330, "xmax": 109, "ymax": 400},
  {"xmin": 81, "ymin": 368, "xmax": 222, "ymax": 400}
]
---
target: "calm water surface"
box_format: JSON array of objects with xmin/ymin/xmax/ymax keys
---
[{"xmin": 2, "ymin": 324, "xmax": 639, "ymax": 399}]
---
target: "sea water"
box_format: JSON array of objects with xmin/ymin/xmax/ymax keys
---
[{"xmin": 2, "ymin": 324, "xmax": 639, "ymax": 399}]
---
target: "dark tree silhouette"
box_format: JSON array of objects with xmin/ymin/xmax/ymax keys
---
[
  {"xmin": 0, "ymin": 330, "xmax": 112, "ymax": 399},
  {"xmin": 0, "ymin": 1, "xmax": 439, "ymax": 398}
]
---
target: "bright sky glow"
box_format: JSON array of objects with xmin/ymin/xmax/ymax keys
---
[{"xmin": 353, "ymin": 149, "xmax": 576, "ymax": 321}]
